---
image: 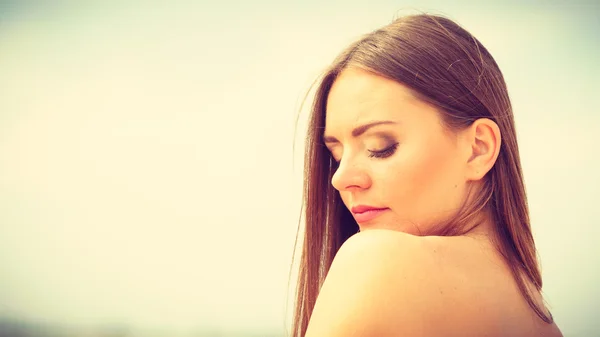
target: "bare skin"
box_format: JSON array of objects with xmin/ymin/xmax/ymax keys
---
[
  {"xmin": 305, "ymin": 229, "xmax": 563, "ymax": 336},
  {"xmin": 307, "ymin": 67, "xmax": 563, "ymax": 336},
  {"xmin": 423, "ymin": 232, "xmax": 562, "ymax": 336}
]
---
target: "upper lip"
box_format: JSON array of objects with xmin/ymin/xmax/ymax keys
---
[{"xmin": 351, "ymin": 205, "xmax": 387, "ymax": 214}]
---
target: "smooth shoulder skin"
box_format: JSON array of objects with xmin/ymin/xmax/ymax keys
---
[
  {"xmin": 305, "ymin": 229, "xmax": 464, "ymax": 337},
  {"xmin": 304, "ymin": 229, "xmax": 560, "ymax": 337}
]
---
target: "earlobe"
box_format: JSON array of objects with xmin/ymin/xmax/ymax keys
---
[{"xmin": 466, "ymin": 118, "xmax": 501, "ymax": 181}]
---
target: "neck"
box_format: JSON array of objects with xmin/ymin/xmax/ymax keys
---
[{"xmin": 462, "ymin": 208, "xmax": 496, "ymax": 243}]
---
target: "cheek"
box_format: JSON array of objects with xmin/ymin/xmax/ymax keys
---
[{"xmin": 377, "ymin": 138, "xmax": 463, "ymax": 215}]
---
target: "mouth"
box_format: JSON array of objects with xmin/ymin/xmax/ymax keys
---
[{"xmin": 351, "ymin": 205, "xmax": 388, "ymax": 224}]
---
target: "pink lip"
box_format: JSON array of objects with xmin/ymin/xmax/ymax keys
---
[{"xmin": 351, "ymin": 206, "xmax": 388, "ymax": 223}]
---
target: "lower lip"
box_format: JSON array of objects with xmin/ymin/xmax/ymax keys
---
[{"xmin": 352, "ymin": 208, "xmax": 388, "ymax": 223}]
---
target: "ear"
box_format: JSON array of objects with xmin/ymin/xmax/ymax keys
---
[{"xmin": 463, "ymin": 118, "xmax": 501, "ymax": 181}]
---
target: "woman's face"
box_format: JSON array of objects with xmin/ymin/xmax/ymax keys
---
[{"xmin": 324, "ymin": 67, "xmax": 471, "ymax": 235}]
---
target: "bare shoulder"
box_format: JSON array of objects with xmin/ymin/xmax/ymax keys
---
[
  {"xmin": 305, "ymin": 229, "xmax": 563, "ymax": 337},
  {"xmin": 305, "ymin": 229, "xmax": 487, "ymax": 337}
]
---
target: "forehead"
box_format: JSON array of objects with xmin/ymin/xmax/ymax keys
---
[{"xmin": 325, "ymin": 68, "xmax": 421, "ymax": 130}]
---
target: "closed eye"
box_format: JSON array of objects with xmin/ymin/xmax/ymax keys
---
[
  {"xmin": 368, "ymin": 143, "xmax": 399, "ymax": 159},
  {"xmin": 329, "ymin": 142, "xmax": 399, "ymax": 165}
]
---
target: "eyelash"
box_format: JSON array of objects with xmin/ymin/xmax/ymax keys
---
[
  {"xmin": 331, "ymin": 142, "xmax": 399, "ymax": 164},
  {"xmin": 368, "ymin": 142, "xmax": 399, "ymax": 159}
]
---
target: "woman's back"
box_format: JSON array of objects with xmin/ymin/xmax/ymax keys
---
[
  {"xmin": 305, "ymin": 230, "xmax": 562, "ymax": 337},
  {"xmin": 422, "ymin": 233, "xmax": 562, "ymax": 337}
]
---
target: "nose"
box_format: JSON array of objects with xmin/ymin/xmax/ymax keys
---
[{"xmin": 331, "ymin": 157, "xmax": 372, "ymax": 192}]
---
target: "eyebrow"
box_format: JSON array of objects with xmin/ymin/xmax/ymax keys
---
[{"xmin": 323, "ymin": 120, "xmax": 397, "ymax": 144}]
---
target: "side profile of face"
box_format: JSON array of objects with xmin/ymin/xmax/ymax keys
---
[{"xmin": 324, "ymin": 67, "xmax": 490, "ymax": 235}]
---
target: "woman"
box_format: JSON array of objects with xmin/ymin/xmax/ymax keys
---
[{"xmin": 290, "ymin": 14, "xmax": 563, "ymax": 337}]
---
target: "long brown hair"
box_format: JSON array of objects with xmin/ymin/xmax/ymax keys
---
[{"xmin": 289, "ymin": 13, "xmax": 552, "ymax": 337}]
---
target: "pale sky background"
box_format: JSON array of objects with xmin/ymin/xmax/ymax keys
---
[{"xmin": 0, "ymin": 0, "xmax": 598, "ymax": 336}]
